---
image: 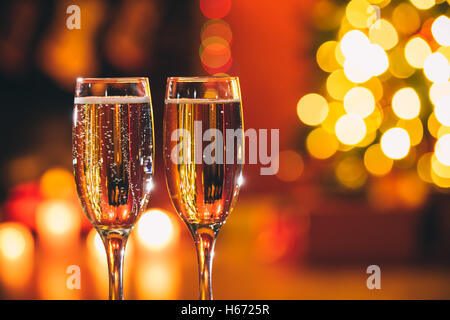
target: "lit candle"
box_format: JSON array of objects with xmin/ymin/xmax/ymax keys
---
[{"xmin": 0, "ymin": 222, "xmax": 34, "ymax": 298}]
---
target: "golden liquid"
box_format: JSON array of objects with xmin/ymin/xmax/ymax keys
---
[
  {"xmin": 164, "ymin": 100, "xmax": 244, "ymax": 224},
  {"xmin": 73, "ymin": 100, "xmax": 154, "ymax": 230}
]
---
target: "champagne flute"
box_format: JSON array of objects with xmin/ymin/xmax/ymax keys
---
[
  {"xmin": 73, "ymin": 77, "xmax": 154, "ymax": 300},
  {"xmin": 163, "ymin": 77, "xmax": 244, "ymax": 300}
]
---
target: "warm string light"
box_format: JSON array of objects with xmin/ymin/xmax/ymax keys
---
[{"xmin": 296, "ymin": 0, "xmax": 450, "ymax": 195}]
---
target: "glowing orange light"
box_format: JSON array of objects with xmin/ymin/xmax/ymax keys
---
[
  {"xmin": 135, "ymin": 259, "xmax": 180, "ymax": 299},
  {"xmin": 343, "ymin": 87, "xmax": 375, "ymax": 118},
  {"xmin": 417, "ymin": 152, "xmax": 433, "ymax": 183},
  {"xmin": 392, "ymin": 2, "xmax": 421, "ymax": 35},
  {"xmin": 276, "ymin": 150, "xmax": 304, "ymax": 181},
  {"xmin": 306, "ymin": 128, "xmax": 339, "ymax": 159},
  {"xmin": 200, "ymin": 38, "xmax": 232, "ymax": 69},
  {"xmin": 316, "ymin": 41, "xmax": 341, "ymax": 72},
  {"xmin": 335, "ymin": 156, "xmax": 367, "ymax": 189},
  {"xmin": 364, "ymin": 144, "xmax": 393, "ymax": 176},
  {"xmin": 335, "ymin": 114, "xmax": 367, "ymax": 145},
  {"xmin": 326, "ymin": 69, "xmax": 355, "ymax": 100},
  {"xmin": 0, "ymin": 223, "xmax": 32, "ymax": 261},
  {"xmin": 297, "ymin": 93, "xmax": 329, "ymax": 126},
  {"xmin": 369, "ymin": 19, "xmax": 398, "ymax": 50},
  {"xmin": 136, "ymin": 209, "xmax": 178, "ymax": 250},
  {"xmin": 0, "ymin": 222, "xmax": 34, "ymax": 297},
  {"xmin": 40, "ymin": 167, "xmax": 76, "ymax": 199},
  {"xmin": 36, "ymin": 200, "xmax": 80, "ymax": 236},
  {"xmin": 200, "ymin": 0, "xmax": 231, "ymax": 19},
  {"xmin": 201, "ymin": 20, "xmax": 232, "ymax": 45}
]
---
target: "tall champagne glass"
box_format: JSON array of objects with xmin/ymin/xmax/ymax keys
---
[
  {"xmin": 163, "ymin": 77, "xmax": 244, "ymax": 300},
  {"xmin": 73, "ymin": 77, "xmax": 154, "ymax": 300}
]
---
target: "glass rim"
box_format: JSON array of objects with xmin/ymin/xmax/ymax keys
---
[
  {"xmin": 167, "ymin": 76, "xmax": 239, "ymax": 82},
  {"xmin": 76, "ymin": 77, "xmax": 149, "ymax": 83}
]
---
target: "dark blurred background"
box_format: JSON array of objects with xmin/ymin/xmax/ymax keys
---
[{"xmin": 0, "ymin": 0, "xmax": 449, "ymax": 299}]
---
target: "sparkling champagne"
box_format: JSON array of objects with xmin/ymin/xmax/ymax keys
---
[
  {"xmin": 73, "ymin": 96, "xmax": 154, "ymax": 230},
  {"xmin": 164, "ymin": 99, "xmax": 244, "ymax": 224}
]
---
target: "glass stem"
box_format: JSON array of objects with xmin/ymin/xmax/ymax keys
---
[
  {"xmin": 98, "ymin": 228, "xmax": 130, "ymax": 300},
  {"xmin": 189, "ymin": 223, "xmax": 221, "ymax": 300}
]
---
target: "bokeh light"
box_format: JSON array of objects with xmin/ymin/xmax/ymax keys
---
[
  {"xmin": 431, "ymin": 15, "xmax": 450, "ymax": 46},
  {"xmin": 417, "ymin": 152, "xmax": 433, "ymax": 183},
  {"xmin": 397, "ymin": 118, "xmax": 424, "ymax": 146},
  {"xmin": 404, "ymin": 37, "xmax": 432, "ymax": 68},
  {"xmin": 0, "ymin": 222, "xmax": 34, "ymax": 294},
  {"xmin": 364, "ymin": 104, "xmax": 384, "ymax": 133},
  {"xmin": 335, "ymin": 156, "xmax": 367, "ymax": 189},
  {"xmin": 316, "ymin": 41, "xmax": 341, "ymax": 72},
  {"xmin": 326, "ymin": 69, "xmax": 355, "ymax": 100},
  {"xmin": 276, "ymin": 150, "xmax": 304, "ymax": 181},
  {"xmin": 201, "ymin": 19, "xmax": 232, "ymax": 45},
  {"xmin": 335, "ymin": 114, "xmax": 367, "ymax": 145},
  {"xmin": 410, "ymin": 0, "xmax": 435, "ymax": 10},
  {"xmin": 423, "ymin": 52, "xmax": 450, "ymax": 83},
  {"xmin": 392, "ymin": 2, "xmax": 421, "ymax": 35},
  {"xmin": 367, "ymin": 44, "xmax": 389, "ymax": 76},
  {"xmin": 364, "ymin": 144, "xmax": 394, "ymax": 176},
  {"xmin": 321, "ymin": 101, "xmax": 346, "ymax": 133},
  {"xmin": 306, "ymin": 128, "xmax": 339, "ymax": 159},
  {"xmin": 429, "ymin": 81, "xmax": 450, "ymax": 105},
  {"xmin": 297, "ymin": 93, "xmax": 329, "ymax": 126},
  {"xmin": 381, "ymin": 127, "xmax": 411, "ymax": 159},
  {"xmin": 0, "ymin": 223, "xmax": 31, "ymax": 260},
  {"xmin": 431, "ymin": 153, "xmax": 450, "ymax": 178},
  {"xmin": 340, "ymin": 29, "xmax": 389, "ymax": 83},
  {"xmin": 396, "ymin": 171, "xmax": 429, "ymax": 209},
  {"xmin": 340, "ymin": 30, "xmax": 369, "ymax": 59},
  {"xmin": 136, "ymin": 209, "xmax": 175, "ymax": 250},
  {"xmin": 200, "ymin": 0, "xmax": 231, "ymax": 19},
  {"xmin": 389, "ymin": 46, "xmax": 416, "ymax": 79},
  {"xmin": 346, "ymin": 0, "xmax": 375, "ymax": 29},
  {"xmin": 392, "ymin": 87, "xmax": 421, "ymax": 119},
  {"xmin": 437, "ymin": 125, "xmax": 450, "ymax": 138},
  {"xmin": 369, "ymin": 19, "xmax": 398, "ymax": 50},
  {"xmin": 363, "ymin": 77, "xmax": 384, "ymax": 101},
  {"xmin": 428, "ymin": 112, "xmax": 442, "ymax": 138},
  {"xmin": 344, "ymin": 87, "xmax": 375, "ymax": 118},
  {"xmin": 40, "ymin": 167, "xmax": 75, "ymax": 199},
  {"xmin": 200, "ymin": 37, "xmax": 232, "ymax": 71},
  {"xmin": 312, "ymin": 0, "xmax": 343, "ymax": 31},
  {"xmin": 434, "ymin": 94, "xmax": 450, "ymax": 126},
  {"xmin": 434, "ymin": 134, "xmax": 450, "ymax": 166},
  {"xmin": 36, "ymin": 200, "xmax": 81, "ymax": 236}
]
